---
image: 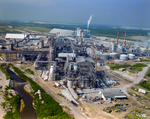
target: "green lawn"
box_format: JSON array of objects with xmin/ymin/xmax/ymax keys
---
[{"xmin": 109, "ymin": 63, "xmax": 146, "ymax": 73}]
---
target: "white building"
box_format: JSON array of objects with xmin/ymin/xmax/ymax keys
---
[
  {"xmin": 50, "ymin": 28, "xmax": 75, "ymax": 37},
  {"xmin": 5, "ymin": 33, "xmax": 27, "ymax": 40},
  {"xmin": 138, "ymin": 88, "xmax": 146, "ymax": 94},
  {"xmin": 99, "ymin": 88, "xmax": 127, "ymax": 101}
]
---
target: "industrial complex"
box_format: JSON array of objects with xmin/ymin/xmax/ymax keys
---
[{"xmin": 0, "ymin": 24, "xmax": 150, "ymax": 119}]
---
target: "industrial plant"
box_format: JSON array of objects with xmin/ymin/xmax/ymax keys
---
[{"xmin": 1, "ymin": 21, "xmax": 150, "ymax": 119}]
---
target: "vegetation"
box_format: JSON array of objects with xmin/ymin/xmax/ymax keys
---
[
  {"xmin": 109, "ymin": 63, "xmax": 146, "ymax": 73},
  {"xmin": 131, "ymin": 87, "xmax": 138, "ymax": 92},
  {"xmin": 57, "ymin": 93, "xmax": 64, "ymax": 97},
  {"xmin": 146, "ymin": 68, "xmax": 150, "ymax": 77},
  {"xmin": 9, "ymin": 63, "xmax": 73, "ymax": 119},
  {"xmin": 0, "ymin": 65, "xmax": 11, "ymax": 80},
  {"xmin": 25, "ymin": 68, "xmax": 34, "ymax": 75},
  {"xmin": 0, "ymin": 26, "xmax": 21, "ymax": 34},
  {"xmin": 20, "ymin": 66, "xmax": 24, "ymax": 70},
  {"xmin": 1, "ymin": 86, "xmax": 21, "ymax": 119},
  {"xmin": 139, "ymin": 80, "xmax": 150, "ymax": 91},
  {"xmin": 15, "ymin": 26, "xmax": 51, "ymax": 33}
]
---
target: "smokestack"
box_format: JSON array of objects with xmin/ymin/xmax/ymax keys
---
[
  {"xmin": 124, "ymin": 31, "xmax": 127, "ymax": 46},
  {"xmin": 117, "ymin": 30, "xmax": 119, "ymax": 44},
  {"xmin": 80, "ymin": 27, "xmax": 82, "ymax": 42}
]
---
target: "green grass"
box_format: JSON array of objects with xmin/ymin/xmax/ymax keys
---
[
  {"xmin": 0, "ymin": 65, "xmax": 11, "ymax": 80},
  {"xmin": 131, "ymin": 87, "xmax": 138, "ymax": 92},
  {"xmin": 20, "ymin": 66, "xmax": 24, "ymax": 70},
  {"xmin": 15, "ymin": 26, "xmax": 51, "ymax": 33},
  {"xmin": 57, "ymin": 93, "xmax": 64, "ymax": 97},
  {"xmin": 109, "ymin": 63, "xmax": 146, "ymax": 73},
  {"xmin": 146, "ymin": 68, "xmax": 150, "ymax": 77},
  {"xmin": 107, "ymin": 106, "xmax": 118, "ymax": 110},
  {"xmin": 64, "ymin": 106, "xmax": 70, "ymax": 111},
  {"xmin": 0, "ymin": 26, "xmax": 21, "ymax": 34},
  {"xmin": 25, "ymin": 68, "xmax": 34, "ymax": 75},
  {"xmin": 139, "ymin": 80, "xmax": 150, "ymax": 91},
  {"xmin": 1, "ymin": 86, "xmax": 21, "ymax": 119}
]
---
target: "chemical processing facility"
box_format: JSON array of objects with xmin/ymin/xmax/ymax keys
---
[{"xmin": 1, "ymin": 23, "xmax": 150, "ymax": 116}]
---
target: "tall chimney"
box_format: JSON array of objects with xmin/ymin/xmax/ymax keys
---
[
  {"xmin": 117, "ymin": 30, "xmax": 119, "ymax": 44},
  {"xmin": 124, "ymin": 31, "xmax": 127, "ymax": 46}
]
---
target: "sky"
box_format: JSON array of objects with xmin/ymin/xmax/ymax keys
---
[{"xmin": 0, "ymin": 0, "xmax": 150, "ymax": 28}]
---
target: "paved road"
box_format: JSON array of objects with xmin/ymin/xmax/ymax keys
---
[
  {"xmin": 120, "ymin": 64, "xmax": 150, "ymax": 96},
  {"xmin": 134, "ymin": 64, "xmax": 150, "ymax": 84}
]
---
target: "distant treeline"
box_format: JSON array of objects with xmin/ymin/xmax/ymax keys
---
[{"xmin": 0, "ymin": 21, "xmax": 149, "ymax": 37}]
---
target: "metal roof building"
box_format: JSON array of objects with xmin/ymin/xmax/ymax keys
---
[
  {"xmin": 5, "ymin": 33, "xmax": 27, "ymax": 39},
  {"xmin": 50, "ymin": 28, "xmax": 75, "ymax": 37},
  {"xmin": 76, "ymin": 57, "xmax": 95, "ymax": 64},
  {"xmin": 99, "ymin": 88, "xmax": 127, "ymax": 101},
  {"xmin": 58, "ymin": 53, "xmax": 76, "ymax": 58}
]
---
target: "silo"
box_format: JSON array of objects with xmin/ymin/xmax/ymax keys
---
[
  {"xmin": 120, "ymin": 54, "xmax": 128, "ymax": 60},
  {"xmin": 102, "ymin": 53, "xmax": 110, "ymax": 60},
  {"xmin": 128, "ymin": 54, "xmax": 135, "ymax": 60},
  {"xmin": 67, "ymin": 80, "xmax": 73, "ymax": 88},
  {"xmin": 39, "ymin": 40, "xmax": 44, "ymax": 49},
  {"xmin": 110, "ymin": 53, "xmax": 119, "ymax": 59}
]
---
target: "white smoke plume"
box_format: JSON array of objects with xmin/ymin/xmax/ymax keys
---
[{"xmin": 87, "ymin": 15, "xmax": 93, "ymax": 29}]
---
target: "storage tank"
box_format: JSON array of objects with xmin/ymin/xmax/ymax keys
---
[
  {"xmin": 102, "ymin": 53, "xmax": 110, "ymax": 60},
  {"xmin": 110, "ymin": 53, "xmax": 119, "ymax": 59},
  {"xmin": 39, "ymin": 40, "xmax": 44, "ymax": 49},
  {"xmin": 120, "ymin": 54, "xmax": 128, "ymax": 60},
  {"xmin": 67, "ymin": 80, "xmax": 73, "ymax": 88},
  {"xmin": 111, "ymin": 42, "xmax": 115, "ymax": 52},
  {"xmin": 128, "ymin": 54, "xmax": 135, "ymax": 60}
]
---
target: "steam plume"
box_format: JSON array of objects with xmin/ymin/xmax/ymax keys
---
[{"xmin": 87, "ymin": 15, "xmax": 93, "ymax": 29}]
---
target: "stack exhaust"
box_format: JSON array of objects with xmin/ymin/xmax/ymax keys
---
[
  {"xmin": 117, "ymin": 30, "xmax": 119, "ymax": 44},
  {"xmin": 124, "ymin": 31, "xmax": 127, "ymax": 46}
]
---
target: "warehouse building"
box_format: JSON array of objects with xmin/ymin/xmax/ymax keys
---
[
  {"xmin": 50, "ymin": 28, "xmax": 75, "ymax": 37},
  {"xmin": 99, "ymin": 88, "xmax": 127, "ymax": 101},
  {"xmin": 5, "ymin": 33, "xmax": 27, "ymax": 40}
]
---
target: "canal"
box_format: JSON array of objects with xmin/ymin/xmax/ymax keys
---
[{"xmin": 6, "ymin": 68, "xmax": 37, "ymax": 119}]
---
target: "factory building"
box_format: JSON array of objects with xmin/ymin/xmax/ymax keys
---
[
  {"xmin": 50, "ymin": 28, "xmax": 75, "ymax": 37},
  {"xmin": 75, "ymin": 28, "xmax": 91, "ymax": 38},
  {"xmin": 5, "ymin": 33, "xmax": 27, "ymax": 40},
  {"xmin": 99, "ymin": 88, "xmax": 127, "ymax": 101},
  {"xmin": 76, "ymin": 57, "xmax": 95, "ymax": 67}
]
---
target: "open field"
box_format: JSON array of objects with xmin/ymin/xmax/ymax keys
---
[{"xmin": 15, "ymin": 26, "xmax": 51, "ymax": 33}]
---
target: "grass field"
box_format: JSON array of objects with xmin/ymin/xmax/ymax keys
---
[
  {"xmin": 15, "ymin": 26, "xmax": 51, "ymax": 33},
  {"xmin": 109, "ymin": 63, "xmax": 146, "ymax": 73},
  {"xmin": 0, "ymin": 26, "xmax": 21, "ymax": 34}
]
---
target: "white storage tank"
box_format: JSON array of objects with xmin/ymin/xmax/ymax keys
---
[
  {"xmin": 110, "ymin": 53, "xmax": 119, "ymax": 59},
  {"xmin": 102, "ymin": 53, "xmax": 110, "ymax": 60},
  {"xmin": 120, "ymin": 54, "xmax": 128, "ymax": 60},
  {"xmin": 128, "ymin": 54, "xmax": 135, "ymax": 60},
  {"xmin": 67, "ymin": 80, "xmax": 73, "ymax": 88}
]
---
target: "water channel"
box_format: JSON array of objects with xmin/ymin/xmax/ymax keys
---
[{"xmin": 6, "ymin": 68, "xmax": 37, "ymax": 119}]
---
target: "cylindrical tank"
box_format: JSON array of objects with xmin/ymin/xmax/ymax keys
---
[
  {"xmin": 67, "ymin": 80, "xmax": 73, "ymax": 88},
  {"xmin": 73, "ymin": 64, "xmax": 78, "ymax": 72},
  {"xmin": 39, "ymin": 40, "xmax": 44, "ymax": 49},
  {"xmin": 120, "ymin": 54, "xmax": 128, "ymax": 60},
  {"xmin": 111, "ymin": 42, "xmax": 115, "ymax": 52},
  {"xmin": 102, "ymin": 53, "xmax": 110, "ymax": 60},
  {"xmin": 110, "ymin": 53, "xmax": 119, "ymax": 59},
  {"xmin": 128, "ymin": 54, "xmax": 135, "ymax": 60}
]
